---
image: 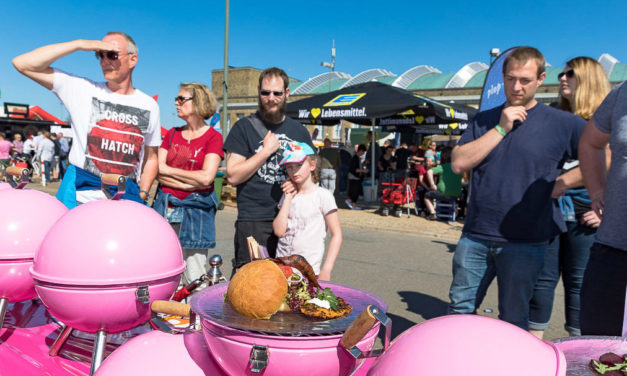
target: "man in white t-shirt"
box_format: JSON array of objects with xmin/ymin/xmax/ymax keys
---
[{"xmin": 13, "ymin": 31, "xmax": 160, "ymax": 207}]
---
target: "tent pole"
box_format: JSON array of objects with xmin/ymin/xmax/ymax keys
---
[{"xmin": 371, "ymin": 118, "xmax": 375, "ymax": 201}]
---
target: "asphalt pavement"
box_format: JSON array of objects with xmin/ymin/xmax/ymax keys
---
[
  {"xmin": 30, "ymin": 180, "xmax": 570, "ymax": 341},
  {"xmin": 213, "ymin": 206, "xmax": 570, "ymax": 341}
]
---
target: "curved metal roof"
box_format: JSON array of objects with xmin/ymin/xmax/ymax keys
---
[
  {"xmin": 340, "ymin": 69, "xmax": 396, "ymax": 88},
  {"xmin": 309, "ymin": 78, "xmax": 350, "ymax": 94},
  {"xmin": 445, "ymin": 62, "xmax": 488, "ymax": 88},
  {"xmin": 599, "ymin": 53, "xmax": 618, "ymax": 77},
  {"xmin": 542, "ymin": 66, "xmax": 566, "ymax": 85},
  {"xmin": 392, "ymin": 65, "xmax": 441, "ymax": 89},
  {"xmin": 465, "ymin": 70, "xmax": 487, "ymax": 88},
  {"xmin": 291, "ymin": 71, "xmax": 352, "ymax": 94},
  {"xmin": 407, "ymin": 72, "xmax": 455, "ymax": 90},
  {"xmin": 609, "ymin": 63, "xmax": 627, "ymax": 82},
  {"xmin": 286, "ymin": 53, "xmax": 626, "ymax": 95},
  {"xmin": 375, "ymin": 76, "xmax": 397, "ymax": 85}
]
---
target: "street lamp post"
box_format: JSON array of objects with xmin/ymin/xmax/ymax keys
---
[
  {"xmin": 321, "ymin": 40, "xmax": 336, "ymax": 93},
  {"xmin": 489, "ymin": 48, "xmax": 500, "ymax": 65},
  {"xmin": 222, "ymin": 0, "xmax": 230, "ymax": 137}
]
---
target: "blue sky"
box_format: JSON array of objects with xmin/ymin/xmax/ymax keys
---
[{"xmin": 1, "ymin": 0, "xmax": 626, "ymax": 128}]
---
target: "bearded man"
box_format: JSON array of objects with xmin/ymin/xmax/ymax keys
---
[{"xmin": 223, "ymin": 67, "xmax": 314, "ymax": 275}]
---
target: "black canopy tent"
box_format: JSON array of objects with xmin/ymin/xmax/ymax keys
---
[{"xmin": 286, "ymin": 81, "xmax": 472, "ymax": 194}]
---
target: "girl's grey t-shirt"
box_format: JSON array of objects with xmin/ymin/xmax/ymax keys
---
[{"xmin": 592, "ymin": 81, "xmax": 627, "ymax": 251}]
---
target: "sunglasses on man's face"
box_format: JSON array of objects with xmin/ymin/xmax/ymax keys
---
[
  {"xmin": 557, "ymin": 70, "xmax": 575, "ymax": 80},
  {"xmin": 95, "ymin": 51, "xmax": 132, "ymax": 61},
  {"xmin": 260, "ymin": 90, "xmax": 284, "ymax": 97}
]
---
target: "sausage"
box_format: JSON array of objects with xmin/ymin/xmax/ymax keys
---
[{"xmin": 271, "ymin": 255, "xmax": 321, "ymax": 289}]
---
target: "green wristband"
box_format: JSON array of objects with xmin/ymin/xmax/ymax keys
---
[{"xmin": 495, "ymin": 124, "xmax": 507, "ymax": 137}]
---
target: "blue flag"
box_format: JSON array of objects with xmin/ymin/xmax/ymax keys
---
[{"xmin": 479, "ymin": 47, "xmax": 517, "ymax": 112}]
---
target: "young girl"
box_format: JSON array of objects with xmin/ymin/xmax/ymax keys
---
[{"xmin": 273, "ymin": 141, "xmax": 342, "ymax": 281}]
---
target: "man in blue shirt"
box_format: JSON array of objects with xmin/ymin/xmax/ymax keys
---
[{"xmin": 447, "ymin": 47, "xmax": 586, "ymax": 329}]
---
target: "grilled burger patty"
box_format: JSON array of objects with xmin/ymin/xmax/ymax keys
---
[{"xmin": 299, "ymin": 297, "xmax": 352, "ymax": 320}]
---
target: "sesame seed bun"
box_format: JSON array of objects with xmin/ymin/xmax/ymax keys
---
[{"xmin": 227, "ymin": 260, "xmax": 288, "ymax": 319}]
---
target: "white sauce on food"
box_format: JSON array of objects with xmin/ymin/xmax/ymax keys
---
[{"xmin": 306, "ymin": 298, "xmax": 330, "ymax": 309}]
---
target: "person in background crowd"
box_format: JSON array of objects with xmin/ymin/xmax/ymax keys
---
[
  {"xmin": 414, "ymin": 155, "xmax": 435, "ymax": 216},
  {"xmin": 408, "ymin": 143, "xmax": 425, "ymax": 178},
  {"xmin": 528, "ymin": 57, "xmax": 611, "ymax": 339},
  {"xmin": 447, "ymin": 47, "xmax": 586, "ymax": 330},
  {"xmin": 423, "ymin": 147, "xmax": 462, "ymax": 221},
  {"xmin": 578, "ymin": 80, "xmax": 627, "ymax": 336},
  {"xmin": 0, "ymin": 133, "xmax": 13, "ymax": 169},
  {"xmin": 56, "ymin": 132, "xmax": 70, "ymax": 179},
  {"xmin": 223, "ymin": 67, "xmax": 314, "ymax": 275},
  {"xmin": 424, "ymin": 140, "xmax": 440, "ymax": 164},
  {"xmin": 12, "ymin": 133, "xmax": 24, "ymax": 155},
  {"xmin": 378, "ymin": 145, "xmax": 397, "ymax": 173},
  {"xmin": 394, "ymin": 142, "xmax": 411, "ymax": 173},
  {"xmin": 23, "ymin": 134, "xmax": 35, "ymax": 157},
  {"xmin": 33, "ymin": 131, "xmax": 43, "ymax": 151},
  {"xmin": 346, "ymin": 144, "xmax": 368, "ymax": 210},
  {"xmin": 319, "ymin": 138, "xmax": 340, "ymax": 193},
  {"xmin": 35, "ymin": 132, "xmax": 55, "ymax": 182},
  {"xmin": 13, "ymin": 31, "xmax": 161, "ymax": 207},
  {"xmin": 50, "ymin": 133, "xmax": 60, "ymax": 181},
  {"xmin": 338, "ymin": 142, "xmax": 354, "ymax": 195},
  {"xmin": 364, "ymin": 130, "xmax": 381, "ymax": 180},
  {"xmin": 273, "ymin": 142, "xmax": 342, "ymax": 281},
  {"xmin": 152, "ymin": 83, "xmax": 223, "ymax": 284},
  {"xmin": 0, "ymin": 132, "xmax": 13, "ymax": 168}
]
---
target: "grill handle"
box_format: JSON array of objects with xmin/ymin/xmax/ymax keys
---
[
  {"xmin": 340, "ymin": 305, "xmax": 377, "ymax": 350},
  {"xmin": 5, "ymin": 166, "xmax": 30, "ymax": 189},
  {"xmin": 150, "ymin": 300, "xmax": 195, "ymax": 333},
  {"xmin": 101, "ymin": 174, "xmax": 126, "ymax": 200},
  {"xmin": 151, "ymin": 300, "xmax": 191, "ymax": 317},
  {"xmin": 340, "ymin": 305, "xmax": 391, "ymax": 359}
]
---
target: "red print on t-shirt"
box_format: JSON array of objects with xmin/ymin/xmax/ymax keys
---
[{"xmin": 87, "ymin": 118, "xmax": 143, "ymax": 175}]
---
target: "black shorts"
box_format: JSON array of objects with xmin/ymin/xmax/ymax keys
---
[{"xmin": 232, "ymin": 220, "xmax": 278, "ymax": 275}]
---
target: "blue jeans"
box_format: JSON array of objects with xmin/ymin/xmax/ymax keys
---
[
  {"xmin": 448, "ymin": 235, "xmax": 547, "ymax": 329},
  {"xmin": 580, "ymin": 243, "xmax": 627, "ymax": 336},
  {"xmin": 43, "ymin": 160, "xmax": 52, "ymax": 181},
  {"xmin": 529, "ymin": 221, "xmax": 594, "ymax": 335},
  {"xmin": 320, "ymin": 168, "xmax": 336, "ymax": 193},
  {"xmin": 339, "ymin": 164, "xmax": 349, "ymax": 193}
]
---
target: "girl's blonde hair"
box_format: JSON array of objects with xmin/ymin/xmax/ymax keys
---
[
  {"xmin": 557, "ymin": 57, "xmax": 611, "ymax": 120},
  {"xmin": 308, "ymin": 155, "xmax": 320, "ymax": 184}
]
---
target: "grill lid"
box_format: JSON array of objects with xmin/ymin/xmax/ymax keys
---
[
  {"xmin": 191, "ymin": 281, "xmax": 387, "ymax": 336},
  {"xmin": 31, "ymin": 200, "xmax": 184, "ymax": 285},
  {"xmin": 0, "ymin": 190, "xmax": 68, "ymax": 260}
]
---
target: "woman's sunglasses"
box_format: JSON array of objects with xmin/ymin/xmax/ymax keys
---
[
  {"xmin": 174, "ymin": 96, "xmax": 193, "ymax": 104},
  {"xmin": 95, "ymin": 51, "xmax": 131, "ymax": 61},
  {"xmin": 557, "ymin": 70, "xmax": 575, "ymax": 80}
]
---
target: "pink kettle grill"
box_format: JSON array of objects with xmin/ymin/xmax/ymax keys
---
[
  {"xmin": 30, "ymin": 174, "xmax": 185, "ymax": 375},
  {"xmin": 366, "ymin": 314, "xmax": 567, "ymax": 376},
  {"xmin": 0, "ymin": 167, "xmax": 68, "ymax": 328}
]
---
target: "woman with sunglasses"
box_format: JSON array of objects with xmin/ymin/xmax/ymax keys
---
[
  {"xmin": 152, "ymin": 83, "xmax": 224, "ymax": 285},
  {"xmin": 528, "ymin": 57, "xmax": 611, "ymax": 339}
]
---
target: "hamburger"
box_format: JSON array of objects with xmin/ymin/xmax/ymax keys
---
[{"xmin": 226, "ymin": 256, "xmax": 351, "ymax": 320}]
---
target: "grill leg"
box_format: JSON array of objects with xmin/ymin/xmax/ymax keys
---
[
  {"xmin": 49, "ymin": 325, "xmax": 73, "ymax": 356},
  {"xmin": 90, "ymin": 330, "xmax": 107, "ymax": 376},
  {"xmin": 0, "ymin": 298, "xmax": 8, "ymax": 329}
]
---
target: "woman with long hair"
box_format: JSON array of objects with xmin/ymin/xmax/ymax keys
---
[
  {"xmin": 152, "ymin": 82, "xmax": 224, "ymax": 284},
  {"xmin": 528, "ymin": 57, "xmax": 611, "ymax": 339}
]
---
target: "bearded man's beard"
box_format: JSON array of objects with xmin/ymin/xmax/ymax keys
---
[{"xmin": 258, "ymin": 97, "xmax": 287, "ymax": 124}]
